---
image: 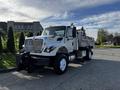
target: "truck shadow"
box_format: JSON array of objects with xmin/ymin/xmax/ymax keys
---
[
  {"xmin": 12, "ymin": 58, "xmax": 120, "ymax": 80},
  {"xmin": 11, "ymin": 61, "xmax": 85, "ymax": 80},
  {"xmin": 8, "ymin": 58, "xmax": 120, "ymax": 90}
]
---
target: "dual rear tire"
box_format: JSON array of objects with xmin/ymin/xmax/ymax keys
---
[{"xmin": 83, "ymin": 48, "xmax": 93, "ymax": 61}]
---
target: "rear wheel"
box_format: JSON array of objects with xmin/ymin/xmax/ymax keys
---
[
  {"xmin": 85, "ymin": 48, "xmax": 93, "ymax": 61},
  {"xmin": 53, "ymin": 54, "xmax": 68, "ymax": 75},
  {"xmin": 75, "ymin": 51, "xmax": 85, "ymax": 63}
]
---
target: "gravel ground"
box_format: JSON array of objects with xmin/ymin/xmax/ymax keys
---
[{"xmin": 0, "ymin": 48, "xmax": 120, "ymax": 90}]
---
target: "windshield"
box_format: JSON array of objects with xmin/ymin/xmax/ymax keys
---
[{"xmin": 42, "ymin": 27, "xmax": 65, "ymax": 37}]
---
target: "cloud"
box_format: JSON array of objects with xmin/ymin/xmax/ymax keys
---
[
  {"xmin": 79, "ymin": 11, "xmax": 120, "ymax": 29},
  {"xmin": 0, "ymin": 0, "xmax": 119, "ymax": 21},
  {"xmin": 17, "ymin": 0, "xmax": 119, "ymax": 13},
  {"xmin": 40, "ymin": 10, "xmax": 120, "ymax": 40},
  {"xmin": 76, "ymin": 11, "xmax": 120, "ymax": 39},
  {"xmin": 0, "ymin": 0, "xmax": 52, "ymax": 21},
  {"xmin": 0, "ymin": 0, "xmax": 120, "ymax": 39}
]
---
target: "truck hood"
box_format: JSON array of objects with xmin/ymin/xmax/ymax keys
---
[{"xmin": 26, "ymin": 35, "xmax": 64, "ymax": 47}]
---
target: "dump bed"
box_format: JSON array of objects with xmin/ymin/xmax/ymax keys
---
[{"xmin": 77, "ymin": 30, "xmax": 95, "ymax": 48}]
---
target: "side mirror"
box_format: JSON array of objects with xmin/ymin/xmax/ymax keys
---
[
  {"xmin": 72, "ymin": 27, "xmax": 76, "ymax": 38},
  {"xmin": 57, "ymin": 37, "xmax": 63, "ymax": 41}
]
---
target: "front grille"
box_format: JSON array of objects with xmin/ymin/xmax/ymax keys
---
[
  {"xmin": 33, "ymin": 39, "xmax": 43, "ymax": 52},
  {"xmin": 25, "ymin": 39, "xmax": 43, "ymax": 52}
]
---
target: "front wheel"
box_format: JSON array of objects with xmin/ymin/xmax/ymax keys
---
[
  {"xmin": 16, "ymin": 63, "xmax": 24, "ymax": 71},
  {"xmin": 53, "ymin": 54, "xmax": 68, "ymax": 75}
]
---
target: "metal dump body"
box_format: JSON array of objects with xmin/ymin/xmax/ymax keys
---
[{"xmin": 77, "ymin": 30, "xmax": 94, "ymax": 48}]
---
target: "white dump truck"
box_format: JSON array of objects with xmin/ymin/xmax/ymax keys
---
[{"xmin": 16, "ymin": 25, "xmax": 94, "ymax": 74}]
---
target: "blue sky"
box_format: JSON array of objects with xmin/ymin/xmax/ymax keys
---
[{"xmin": 0, "ymin": 0, "xmax": 120, "ymax": 39}]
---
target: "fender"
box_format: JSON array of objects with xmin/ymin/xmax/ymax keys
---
[{"xmin": 56, "ymin": 46, "xmax": 68, "ymax": 55}]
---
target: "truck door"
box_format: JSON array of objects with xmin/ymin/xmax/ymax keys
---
[{"xmin": 66, "ymin": 27, "xmax": 74, "ymax": 53}]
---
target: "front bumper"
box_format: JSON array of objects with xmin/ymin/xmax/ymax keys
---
[
  {"xmin": 30, "ymin": 54, "xmax": 51, "ymax": 66},
  {"xmin": 16, "ymin": 53, "xmax": 53, "ymax": 66}
]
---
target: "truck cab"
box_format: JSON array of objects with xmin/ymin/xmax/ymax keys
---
[{"xmin": 16, "ymin": 25, "xmax": 94, "ymax": 74}]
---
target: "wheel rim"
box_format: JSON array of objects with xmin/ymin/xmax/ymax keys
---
[{"xmin": 60, "ymin": 58, "xmax": 67, "ymax": 71}]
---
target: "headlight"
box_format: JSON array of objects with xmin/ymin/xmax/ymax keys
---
[{"xmin": 44, "ymin": 46, "xmax": 56, "ymax": 53}]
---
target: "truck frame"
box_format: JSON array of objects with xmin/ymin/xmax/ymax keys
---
[{"xmin": 16, "ymin": 25, "xmax": 94, "ymax": 74}]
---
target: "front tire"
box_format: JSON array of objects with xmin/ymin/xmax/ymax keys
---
[
  {"xmin": 16, "ymin": 63, "xmax": 24, "ymax": 71},
  {"xmin": 53, "ymin": 54, "xmax": 68, "ymax": 75}
]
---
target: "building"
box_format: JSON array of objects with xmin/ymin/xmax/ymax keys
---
[
  {"xmin": 7, "ymin": 21, "xmax": 43, "ymax": 32},
  {"xmin": 0, "ymin": 22, "xmax": 7, "ymax": 31},
  {"xmin": 0, "ymin": 21, "xmax": 43, "ymax": 33}
]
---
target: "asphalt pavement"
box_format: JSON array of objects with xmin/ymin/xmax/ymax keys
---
[{"xmin": 0, "ymin": 48, "xmax": 120, "ymax": 90}]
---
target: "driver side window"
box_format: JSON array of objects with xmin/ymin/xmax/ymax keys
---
[{"xmin": 67, "ymin": 28, "xmax": 73, "ymax": 37}]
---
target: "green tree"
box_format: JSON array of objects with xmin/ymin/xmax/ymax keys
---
[
  {"xmin": 0, "ymin": 29, "xmax": 5, "ymax": 52},
  {"xmin": 115, "ymin": 36, "xmax": 120, "ymax": 45},
  {"xmin": 106, "ymin": 34, "xmax": 113, "ymax": 43},
  {"xmin": 7, "ymin": 27, "xmax": 15, "ymax": 53},
  {"xmin": 113, "ymin": 33, "xmax": 120, "ymax": 45},
  {"xmin": 37, "ymin": 32, "xmax": 40, "ymax": 36},
  {"xmin": 27, "ymin": 32, "xmax": 33, "ymax": 37},
  {"xmin": 0, "ymin": 28, "xmax": 7, "ymax": 50},
  {"xmin": 97, "ymin": 29, "xmax": 108, "ymax": 45},
  {"xmin": 0, "ymin": 35, "xmax": 2, "ymax": 52},
  {"xmin": 19, "ymin": 32, "xmax": 25, "ymax": 50}
]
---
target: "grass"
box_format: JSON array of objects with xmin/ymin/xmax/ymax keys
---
[
  {"xmin": 96, "ymin": 45, "xmax": 120, "ymax": 48},
  {"xmin": 0, "ymin": 53, "xmax": 16, "ymax": 69}
]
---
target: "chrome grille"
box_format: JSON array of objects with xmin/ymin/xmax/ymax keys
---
[
  {"xmin": 33, "ymin": 39, "xmax": 43, "ymax": 52},
  {"xmin": 25, "ymin": 39, "xmax": 43, "ymax": 53}
]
